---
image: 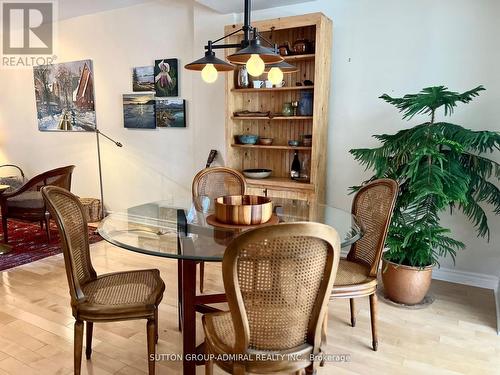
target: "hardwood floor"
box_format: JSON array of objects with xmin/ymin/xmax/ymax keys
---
[{"xmin": 0, "ymin": 240, "xmax": 499, "ymax": 374}]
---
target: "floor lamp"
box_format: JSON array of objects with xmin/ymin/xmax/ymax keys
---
[{"xmin": 95, "ymin": 129, "xmax": 122, "ymax": 219}]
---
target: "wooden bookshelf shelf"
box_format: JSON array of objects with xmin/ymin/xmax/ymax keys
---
[
  {"xmin": 232, "ymin": 144, "xmax": 312, "ymax": 151},
  {"xmin": 244, "ymin": 177, "xmax": 314, "ymax": 191},
  {"xmin": 231, "ymin": 86, "xmax": 314, "ymax": 93},
  {"xmin": 283, "ymin": 53, "xmax": 315, "ymax": 62},
  {"xmin": 231, "ymin": 116, "xmax": 313, "ymax": 121},
  {"xmin": 225, "ymin": 13, "xmax": 332, "ymax": 204}
]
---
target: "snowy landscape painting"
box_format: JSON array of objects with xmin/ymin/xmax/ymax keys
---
[
  {"xmin": 132, "ymin": 66, "xmax": 154, "ymax": 92},
  {"xmin": 34, "ymin": 59, "xmax": 96, "ymax": 132}
]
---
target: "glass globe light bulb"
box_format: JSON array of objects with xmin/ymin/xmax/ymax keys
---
[
  {"xmin": 268, "ymin": 67, "xmax": 284, "ymax": 85},
  {"xmin": 246, "ymin": 54, "xmax": 265, "ymax": 76},
  {"xmin": 201, "ymin": 64, "xmax": 218, "ymax": 83}
]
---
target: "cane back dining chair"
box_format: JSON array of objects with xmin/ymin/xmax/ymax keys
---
[
  {"xmin": 41, "ymin": 186, "xmax": 165, "ymax": 375},
  {"xmin": 203, "ymin": 222, "xmax": 340, "ymax": 375},
  {"xmin": 192, "ymin": 167, "xmax": 247, "ymax": 293},
  {"xmin": 330, "ymin": 178, "xmax": 398, "ymax": 351},
  {"xmin": 0, "ymin": 165, "xmax": 75, "ymax": 243}
]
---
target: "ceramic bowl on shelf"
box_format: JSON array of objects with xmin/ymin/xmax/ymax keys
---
[
  {"xmin": 288, "ymin": 140, "xmax": 300, "ymax": 147},
  {"xmin": 258, "ymin": 137, "xmax": 273, "ymax": 145},
  {"xmin": 238, "ymin": 134, "xmax": 259, "ymax": 144},
  {"xmin": 242, "ymin": 168, "xmax": 272, "ymax": 179}
]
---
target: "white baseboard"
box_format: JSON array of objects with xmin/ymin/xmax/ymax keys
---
[
  {"xmin": 345, "ymin": 248, "xmax": 499, "ymax": 291},
  {"xmin": 432, "ymin": 267, "xmax": 499, "ymax": 290}
]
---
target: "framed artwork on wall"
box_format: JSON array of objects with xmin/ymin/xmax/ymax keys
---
[
  {"xmin": 132, "ymin": 66, "xmax": 154, "ymax": 92},
  {"xmin": 156, "ymin": 98, "xmax": 186, "ymax": 128},
  {"xmin": 123, "ymin": 94, "xmax": 156, "ymax": 129},
  {"xmin": 154, "ymin": 58, "xmax": 178, "ymax": 97},
  {"xmin": 34, "ymin": 59, "xmax": 97, "ymax": 131}
]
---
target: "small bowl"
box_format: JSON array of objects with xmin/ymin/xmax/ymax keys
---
[
  {"xmin": 238, "ymin": 134, "xmax": 259, "ymax": 145},
  {"xmin": 242, "ymin": 168, "xmax": 272, "ymax": 179},
  {"xmin": 258, "ymin": 137, "xmax": 273, "ymax": 145},
  {"xmin": 288, "ymin": 140, "xmax": 300, "ymax": 147}
]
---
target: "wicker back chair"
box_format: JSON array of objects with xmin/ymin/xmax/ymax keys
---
[
  {"xmin": 203, "ymin": 222, "xmax": 340, "ymax": 375},
  {"xmin": 191, "ymin": 166, "xmax": 246, "ymax": 294},
  {"xmin": 41, "ymin": 186, "xmax": 165, "ymax": 375},
  {"xmin": 192, "ymin": 166, "xmax": 246, "ymax": 210},
  {"xmin": 0, "ymin": 165, "xmax": 75, "ymax": 242},
  {"xmin": 330, "ymin": 178, "xmax": 398, "ymax": 351}
]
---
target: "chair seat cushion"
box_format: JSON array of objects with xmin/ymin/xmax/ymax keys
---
[
  {"xmin": 334, "ymin": 259, "xmax": 372, "ymax": 286},
  {"xmin": 7, "ymin": 191, "xmax": 44, "ymax": 209},
  {"xmin": 81, "ymin": 269, "xmax": 164, "ymax": 307}
]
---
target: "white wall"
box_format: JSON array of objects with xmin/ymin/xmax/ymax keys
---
[
  {"xmin": 0, "ymin": 0, "xmax": 498, "ymax": 284},
  {"xmin": 0, "ymin": 0, "xmax": 199, "ymax": 210},
  {"xmin": 241, "ymin": 0, "xmax": 500, "ymax": 284}
]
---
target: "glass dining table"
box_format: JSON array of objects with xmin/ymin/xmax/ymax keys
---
[{"xmin": 98, "ymin": 195, "xmax": 363, "ymax": 375}]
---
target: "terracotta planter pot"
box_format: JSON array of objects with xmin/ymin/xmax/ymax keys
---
[{"xmin": 381, "ymin": 257, "xmax": 433, "ymax": 305}]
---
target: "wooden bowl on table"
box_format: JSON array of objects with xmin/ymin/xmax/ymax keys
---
[{"xmin": 215, "ymin": 195, "xmax": 273, "ymax": 225}]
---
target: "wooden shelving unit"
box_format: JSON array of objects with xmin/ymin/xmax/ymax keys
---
[
  {"xmin": 283, "ymin": 53, "xmax": 315, "ymax": 62},
  {"xmin": 231, "ymin": 144, "xmax": 312, "ymax": 151},
  {"xmin": 232, "ymin": 116, "xmax": 313, "ymax": 121},
  {"xmin": 225, "ymin": 13, "xmax": 332, "ymax": 203},
  {"xmin": 231, "ymin": 86, "xmax": 313, "ymax": 93}
]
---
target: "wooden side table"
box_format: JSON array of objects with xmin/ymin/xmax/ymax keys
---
[{"xmin": 0, "ymin": 184, "xmax": 12, "ymax": 254}]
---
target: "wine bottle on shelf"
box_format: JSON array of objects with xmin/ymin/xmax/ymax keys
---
[{"xmin": 291, "ymin": 151, "xmax": 300, "ymax": 179}]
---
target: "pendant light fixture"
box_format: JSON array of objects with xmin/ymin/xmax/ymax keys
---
[
  {"xmin": 185, "ymin": 0, "xmax": 296, "ymax": 83},
  {"xmin": 264, "ymin": 60, "xmax": 299, "ymax": 84}
]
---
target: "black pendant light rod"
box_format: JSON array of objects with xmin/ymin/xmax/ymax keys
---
[
  {"xmin": 202, "ymin": 0, "xmax": 257, "ymax": 52},
  {"xmin": 243, "ymin": 0, "xmax": 251, "ymax": 42}
]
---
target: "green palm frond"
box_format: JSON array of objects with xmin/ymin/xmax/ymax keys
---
[
  {"xmin": 350, "ymin": 85, "xmax": 499, "ymax": 268},
  {"xmin": 380, "ymin": 86, "xmax": 485, "ymax": 120}
]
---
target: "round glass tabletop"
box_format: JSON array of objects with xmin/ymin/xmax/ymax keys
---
[{"xmin": 98, "ymin": 197, "xmax": 363, "ymax": 261}]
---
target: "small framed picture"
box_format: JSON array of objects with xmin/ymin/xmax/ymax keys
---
[
  {"xmin": 156, "ymin": 98, "xmax": 186, "ymax": 128},
  {"xmin": 123, "ymin": 94, "xmax": 156, "ymax": 129},
  {"xmin": 132, "ymin": 66, "xmax": 154, "ymax": 92},
  {"xmin": 154, "ymin": 58, "xmax": 178, "ymax": 97}
]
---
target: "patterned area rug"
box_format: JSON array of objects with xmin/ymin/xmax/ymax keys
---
[{"xmin": 0, "ymin": 219, "xmax": 102, "ymax": 271}]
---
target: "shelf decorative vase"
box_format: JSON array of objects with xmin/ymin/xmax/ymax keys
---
[
  {"xmin": 282, "ymin": 102, "xmax": 293, "ymax": 117},
  {"xmin": 298, "ymin": 90, "xmax": 313, "ymax": 116},
  {"xmin": 237, "ymin": 66, "xmax": 249, "ymax": 88}
]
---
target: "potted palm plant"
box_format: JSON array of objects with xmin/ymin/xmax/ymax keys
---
[{"xmin": 350, "ymin": 86, "xmax": 500, "ymax": 304}]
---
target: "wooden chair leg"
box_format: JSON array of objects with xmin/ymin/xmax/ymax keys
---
[
  {"xmin": 74, "ymin": 320, "xmax": 84, "ymax": 375},
  {"xmin": 205, "ymin": 358, "xmax": 214, "ymax": 375},
  {"xmin": 305, "ymin": 363, "xmax": 317, "ymax": 374},
  {"xmin": 2, "ymin": 216, "xmax": 8, "ymax": 243},
  {"xmin": 146, "ymin": 318, "xmax": 156, "ymax": 375},
  {"xmin": 295, "ymin": 370, "xmax": 304, "ymax": 375},
  {"xmin": 199, "ymin": 261, "xmax": 205, "ymax": 293},
  {"xmin": 233, "ymin": 363, "xmax": 245, "ymax": 375},
  {"xmin": 85, "ymin": 321, "xmax": 93, "ymax": 359},
  {"xmin": 350, "ymin": 298, "xmax": 356, "ymax": 327},
  {"xmin": 44, "ymin": 212, "xmax": 51, "ymax": 242},
  {"xmin": 321, "ymin": 312, "xmax": 328, "ymax": 346},
  {"xmin": 154, "ymin": 308, "xmax": 159, "ymax": 344},
  {"xmin": 369, "ymin": 293, "xmax": 378, "ymax": 351}
]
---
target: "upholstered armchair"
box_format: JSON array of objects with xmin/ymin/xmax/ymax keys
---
[{"xmin": 0, "ymin": 165, "xmax": 75, "ymax": 243}]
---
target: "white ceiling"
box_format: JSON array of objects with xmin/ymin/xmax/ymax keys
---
[
  {"xmin": 195, "ymin": 0, "xmax": 315, "ymax": 14},
  {"xmin": 55, "ymin": 0, "xmax": 313, "ymax": 21},
  {"xmin": 57, "ymin": 0, "xmax": 150, "ymax": 21}
]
